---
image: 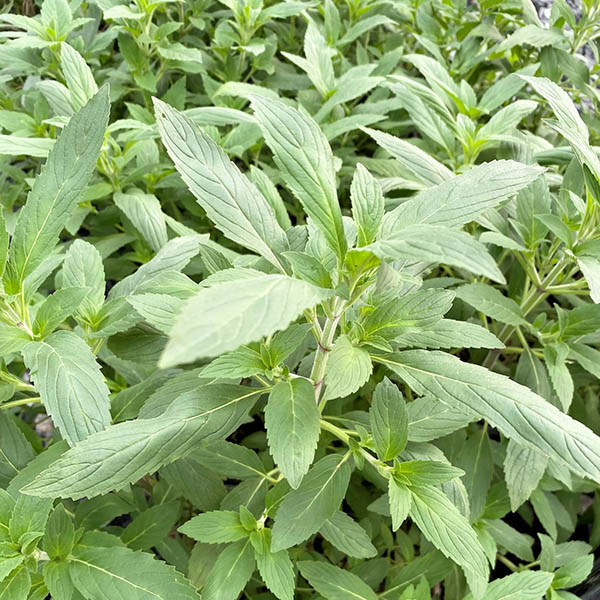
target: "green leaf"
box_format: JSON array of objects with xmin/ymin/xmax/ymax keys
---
[
  {"xmin": 114, "ymin": 190, "xmax": 168, "ymax": 252},
  {"xmin": 179, "ymin": 510, "xmax": 248, "ymax": 543},
  {"xmin": 456, "ymin": 427, "xmax": 493, "ymax": 521},
  {"xmin": 201, "ymin": 346, "xmax": 266, "ymax": 379},
  {"xmin": 153, "ymin": 98, "xmax": 288, "ymax": 271},
  {"xmin": 121, "ymin": 502, "xmax": 180, "ymax": 551},
  {"xmin": 520, "ymin": 75, "xmax": 600, "ymax": 179},
  {"xmin": 202, "ymin": 538, "xmax": 255, "ymax": 600},
  {"xmin": 61, "ymin": 43, "xmax": 97, "ymax": 109},
  {"xmin": 265, "ymin": 378, "xmax": 320, "ymax": 489},
  {"xmin": 407, "ymin": 395, "xmax": 475, "ymax": 442},
  {"xmin": 283, "ymin": 251, "xmax": 332, "ymax": 288},
  {"xmin": 250, "ymin": 95, "xmax": 346, "ymax": 261},
  {"xmin": 350, "ymin": 163, "xmax": 384, "ymax": 247},
  {"xmin": 0, "ymin": 565, "xmax": 30, "ymax": 599},
  {"xmin": 319, "ymin": 511, "xmax": 377, "ymax": 558},
  {"xmin": 388, "ymin": 478, "xmax": 411, "ymax": 531},
  {"xmin": 363, "ymin": 127, "xmax": 452, "ymax": 186},
  {"xmin": 0, "ymin": 414, "xmax": 35, "ymax": 487},
  {"xmin": 43, "ymin": 504, "xmax": 75, "ymax": 560},
  {"xmin": 191, "ymin": 440, "xmax": 267, "ymax": 480},
  {"xmin": 380, "ymin": 351, "xmax": 600, "ymax": 483},
  {"xmin": 69, "ymin": 544, "xmax": 198, "ymax": 600},
  {"xmin": 362, "ymin": 289, "xmax": 454, "ymax": 340},
  {"xmin": 160, "ymin": 274, "xmax": 331, "ymax": 367},
  {"xmin": 454, "ymin": 283, "xmax": 527, "ymax": 326},
  {"xmin": 381, "ymin": 161, "xmax": 543, "ymax": 235},
  {"xmin": 60, "ymin": 239, "xmax": 105, "ymax": 323},
  {"xmin": 369, "ymin": 224, "xmax": 505, "ymax": 283},
  {"xmin": 108, "ymin": 235, "xmax": 203, "ymax": 299},
  {"xmin": 297, "ymin": 560, "xmax": 377, "ymax": 600},
  {"xmin": 503, "ymin": 440, "xmax": 547, "ymax": 511},
  {"xmin": 465, "ymin": 570, "xmax": 553, "ymax": 600},
  {"xmin": 127, "ymin": 294, "xmax": 184, "ymax": 334},
  {"xmin": 255, "ymin": 543, "xmax": 295, "ymax": 600},
  {"xmin": 369, "ymin": 377, "xmax": 408, "ymax": 461},
  {"xmin": 324, "ymin": 336, "xmax": 372, "ymax": 400},
  {"xmin": 271, "ymin": 454, "xmax": 352, "ymax": 551},
  {"xmin": 394, "ymin": 460, "xmax": 464, "ymax": 486},
  {"xmin": 22, "ymin": 385, "xmax": 263, "ymax": 499},
  {"xmin": 393, "ymin": 319, "xmax": 503, "ymax": 350},
  {"xmin": 22, "ymin": 330, "xmax": 111, "ymax": 446},
  {"xmin": 32, "ymin": 287, "xmax": 89, "ymax": 338},
  {"xmin": 4, "ymin": 86, "xmax": 109, "ymax": 293},
  {"xmin": 409, "ymin": 485, "xmax": 488, "ymax": 588}
]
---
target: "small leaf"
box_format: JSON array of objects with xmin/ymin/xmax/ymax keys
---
[
  {"xmin": 350, "ymin": 163, "xmax": 384, "ymax": 247},
  {"xmin": 298, "ymin": 560, "xmax": 377, "ymax": 600},
  {"xmin": 388, "ymin": 478, "xmax": 411, "ymax": 531},
  {"xmin": 202, "ymin": 538, "xmax": 255, "ymax": 600},
  {"xmin": 324, "ymin": 336, "xmax": 372, "ymax": 400},
  {"xmin": 369, "ymin": 377, "xmax": 408, "ymax": 461},
  {"xmin": 179, "ymin": 510, "xmax": 248, "ymax": 544},
  {"xmin": 265, "ymin": 378, "xmax": 321, "ymax": 488},
  {"xmin": 271, "ymin": 454, "xmax": 352, "ymax": 551}
]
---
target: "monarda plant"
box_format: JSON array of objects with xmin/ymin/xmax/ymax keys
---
[{"xmin": 0, "ymin": 65, "xmax": 600, "ymax": 600}]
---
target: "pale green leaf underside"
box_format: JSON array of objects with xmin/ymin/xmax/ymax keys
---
[
  {"xmin": 380, "ymin": 350, "xmax": 600, "ymax": 483},
  {"xmin": 154, "ymin": 98, "xmax": 288, "ymax": 271},
  {"xmin": 5, "ymin": 86, "xmax": 109, "ymax": 293},
  {"xmin": 161, "ymin": 274, "xmax": 331, "ymax": 367},
  {"xmin": 22, "ymin": 385, "xmax": 263, "ymax": 499},
  {"xmin": 265, "ymin": 378, "xmax": 321, "ymax": 489},
  {"xmin": 22, "ymin": 330, "xmax": 111, "ymax": 446}
]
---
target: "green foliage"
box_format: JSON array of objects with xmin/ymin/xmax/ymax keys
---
[{"xmin": 1, "ymin": 0, "xmax": 600, "ymax": 598}]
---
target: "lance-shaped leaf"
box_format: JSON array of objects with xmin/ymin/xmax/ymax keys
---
[
  {"xmin": 265, "ymin": 378, "xmax": 321, "ymax": 489},
  {"xmin": 409, "ymin": 485, "xmax": 489, "ymax": 590},
  {"xmin": 250, "ymin": 95, "xmax": 347, "ymax": 261},
  {"xmin": 153, "ymin": 98, "xmax": 288, "ymax": 271},
  {"xmin": 69, "ymin": 545, "xmax": 198, "ymax": 600},
  {"xmin": 22, "ymin": 385, "xmax": 264, "ymax": 499},
  {"xmin": 298, "ymin": 561, "xmax": 377, "ymax": 600},
  {"xmin": 503, "ymin": 439, "xmax": 547, "ymax": 511},
  {"xmin": 369, "ymin": 377, "xmax": 408, "ymax": 461},
  {"xmin": 362, "ymin": 127, "xmax": 452, "ymax": 186},
  {"xmin": 202, "ymin": 538, "xmax": 255, "ymax": 600},
  {"xmin": 378, "ymin": 350, "xmax": 600, "ymax": 483},
  {"xmin": 271, "ymin": 454, "xmax": 352, "ymax": 551},
  {"xmin": 368, "ymin": 224, "xmax": 505, "ymax": 283},
  {"xmin": 381, "ymin": 160, "xmax": 543, "ymax": 237},
  {"xmin": 455, "ymin": 283, "xmax": 527, "ymax": 326},
  {"xmin": 160, "ymin": 274, "xmax": 331, "ymax": 367},
  {"xmin": 4, "ymin": 86, "xmax": 109, "ymax": 293},
  {"xmin": 22, "ymin": 330, "xmax": 111, "ymax": 446},
  {"xmin": 350, "ymin": 163, "xmax": 384, "ymax": 247},
  {"xmin": 520, "ymin": 75, "xmax": 600, "ymax": 180}
]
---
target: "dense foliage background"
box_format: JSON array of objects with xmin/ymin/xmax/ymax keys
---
[{"xmin": 1, "ymin": 0, "xmax": 600, "ymax": 598}]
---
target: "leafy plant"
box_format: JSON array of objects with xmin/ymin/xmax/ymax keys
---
[{"xmin": 1, "ymin": 0, "xmax": 600, "ymax": 599}]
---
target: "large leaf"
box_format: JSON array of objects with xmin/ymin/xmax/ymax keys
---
[
  {"xmin": 381, "ymin": 161, "xmax": 543, "ymax": 236},
  {"xmin": 69, "ymin": 544, "xmax": 198, "ymax": 600},
  {"xmin": 22, "ymin": 330, "xmax": 111, "ymax": 446},
  {"xmin": 160, "ymin": 274, "xmax": 330, "ymax": 367},
  {"xmin": 409, "ymin": 485, "xmax": 489, "ymax": 590},
  {"xmin": 379, "ymin": 351, "xmax": 600, "ymax": 483},
  {"xmin": 250, "ymin": 95, "xmax": 347, "ymax": 261},
  {"xmin": 154, "ymin": 98, "xmax": 288, "ymax": 271},
  {"xmin": 297, "ymin": 561, "xmax": 377, "ymax": 600},
  {"xmin": 4, "ymin": 86, "xmax": 109, "ymax": 293},
  {"xmin": 265, "ymin": 378, "xmax": 321, "ymax": 489},
  {"xmin": 22, "ymin": 385, "xmax": 264, "ymax": 499},
  {"xmin": 465, "ymin": 570, "xmax": 553, "ymax": 600},
  {"xmin": 271, "ymin": 454, "xmax": 352, "ymax": 551},
  {"xmin": 369, "ymin": 224, "xmax": 505, "ymax": 283}
]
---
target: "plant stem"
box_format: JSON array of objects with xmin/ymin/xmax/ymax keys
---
[
  {"xmin": 0, "ymin": 396, "xmax": 41, "ymax": 410},
  {"xmin": 310, "ymin": 298, "xmax": 345, "ymax": 406}
]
